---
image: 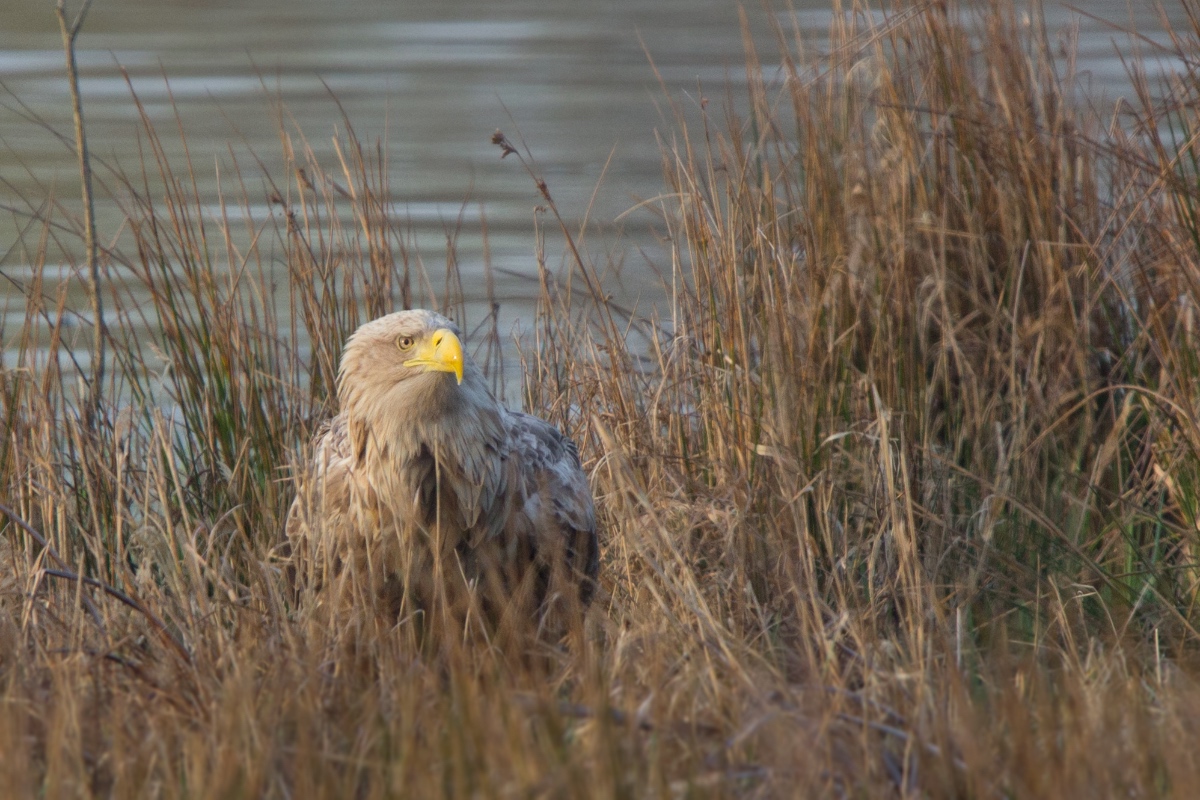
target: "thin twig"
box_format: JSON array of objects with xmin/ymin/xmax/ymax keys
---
[
  {"xmin": 490, "ymin": 128, "xmax": 622, "ymax": 343},
  {"xmin": 40, "ymin": 569, "xmax": 191, "ymax": 663},
  {"xmin": 2, "ymin": 501, "xmax": 104, "ymax": 629},
  {"xmin": 1, "ymin": 502, "xmax": 191, "ymax": 663},
  {"xmin": 55, "ymin": 0, "xmax": 105, "ymax": 427}
]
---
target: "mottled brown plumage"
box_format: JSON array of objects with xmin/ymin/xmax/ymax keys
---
[{"xmin": 286, "ymin": 310, "xmax": 598, "ymax": 632}]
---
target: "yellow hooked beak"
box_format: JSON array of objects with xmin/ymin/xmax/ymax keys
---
[{"xmin": 403, "ymin": 328, "xmax": 464, "ymax": 385}]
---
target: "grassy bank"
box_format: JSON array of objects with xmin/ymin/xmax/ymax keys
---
[{"xmin": 5, "ymin": 0, "xmax": 1200, "ymax": 796}]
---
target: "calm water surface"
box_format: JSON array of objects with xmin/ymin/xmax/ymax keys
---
[{"xmin": 0, "ymin": 0, "xmax": 1190, "ymax": 356}]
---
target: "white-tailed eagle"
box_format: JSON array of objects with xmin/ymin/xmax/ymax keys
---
[{"xmin": 286, "ymin": 309, "xmax": 598, "ymax": 632}]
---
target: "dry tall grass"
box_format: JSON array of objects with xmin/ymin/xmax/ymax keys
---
[{"xmin": 5, "ymin": 0, "xmax": 1200, "ymax": 796}]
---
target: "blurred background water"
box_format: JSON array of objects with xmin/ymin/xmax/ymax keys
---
[{"xmin": 0, "ymin": 0, "xmax": 1190, "ymax": 348}]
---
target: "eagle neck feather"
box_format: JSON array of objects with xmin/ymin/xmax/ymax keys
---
[{"xmin": 342, "ymin": 368, "xmax": 507, "ymax": 533}]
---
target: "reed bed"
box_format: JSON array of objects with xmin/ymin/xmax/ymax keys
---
[{"xmin": 5, "ymin": 0, "xmax": 1200, "ymax": 796}]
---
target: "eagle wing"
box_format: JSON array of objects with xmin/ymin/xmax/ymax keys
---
[
  {"xmin": 499, "ymin": 410, "xmax": 599, "ymax": 606},
  {"xmin": 285, "ymin": 415, "xmax": 368, "ymax": 570}
]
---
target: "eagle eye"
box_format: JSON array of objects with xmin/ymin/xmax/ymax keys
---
[{"xmin": 396, "ymin": 335, "xmax": 415, "ymax": 351}]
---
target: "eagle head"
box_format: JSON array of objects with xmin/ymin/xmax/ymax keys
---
[{"xmin": 334, "ymin": 309, "xmax": 479, "ymax": 419}]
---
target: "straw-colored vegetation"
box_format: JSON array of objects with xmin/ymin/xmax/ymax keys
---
[{"xmin": 5, "ymin": 0, "xmax": 1200, "ymax": 796}]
